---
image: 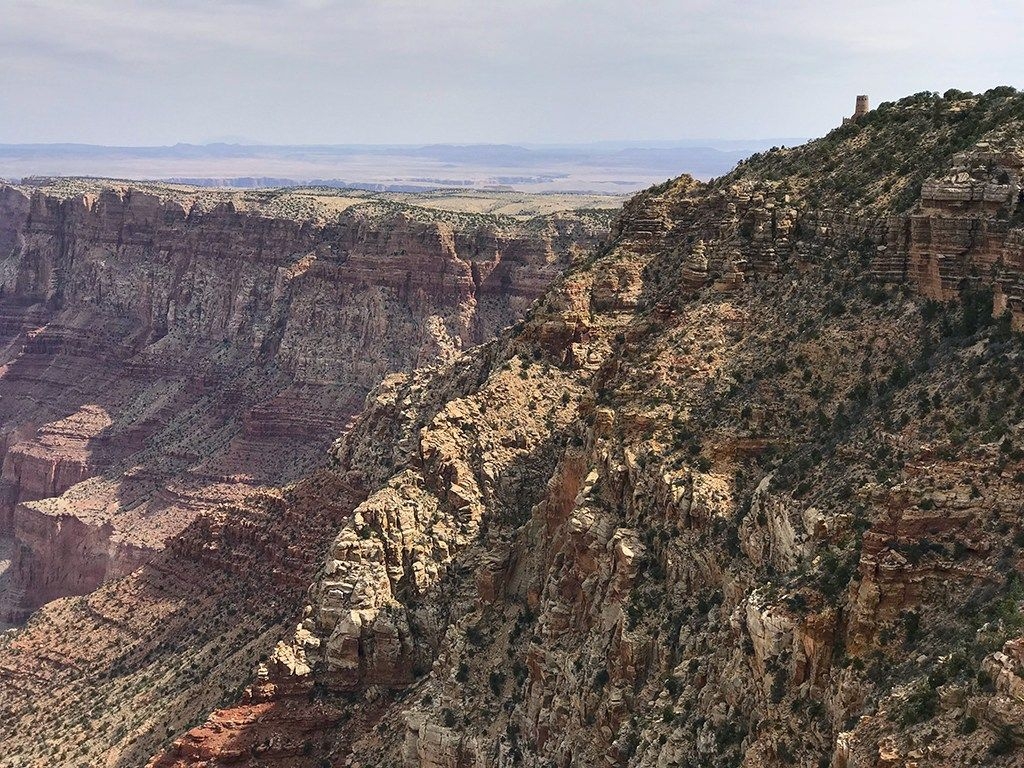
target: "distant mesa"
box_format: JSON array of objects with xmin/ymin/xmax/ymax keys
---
[{"xmin": 0, "ymin": 140, "xmax": 803, "ymax": 193}]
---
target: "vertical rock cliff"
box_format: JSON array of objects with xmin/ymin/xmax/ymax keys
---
[
  {"xmin": 139, "ymin": 88, "xmax": 1024, "ymax": 768},
  {"xmin": 0, "ymin": 183, "xmax": 612, "ymax": 626},
  {"xmin": 7, "ymin": 88, "xmax": 1024, "ymax": 768}
]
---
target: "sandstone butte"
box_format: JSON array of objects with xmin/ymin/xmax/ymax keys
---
[{"xmin": 4, "ymin": 87, "xmax": 1024, "ymax": 768}]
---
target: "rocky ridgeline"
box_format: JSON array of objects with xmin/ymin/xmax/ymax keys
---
[
  {"xmin": 3, "ymin": 89, "xmax": 1024, "ymax": 767},
  {"xmin": 0, "ymin": 182, "xmax": 611, "ymax": 625},
  {"xmin": 142, "ymin": 90, "xmax": 1024, "ymax": 768}
]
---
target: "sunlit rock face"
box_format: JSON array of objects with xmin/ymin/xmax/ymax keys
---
[
  {"xmin": 9, "ymin": 89, "xmax": 1024, "ymax": 768},
  {"xmin": 149, "ymin": 90, "xmax": 1024, "ymax": 768}
]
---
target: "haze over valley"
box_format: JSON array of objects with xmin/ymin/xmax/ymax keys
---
[{"xmin": 0, "ymin": 139, "xmax": 804, "ymax": 194}]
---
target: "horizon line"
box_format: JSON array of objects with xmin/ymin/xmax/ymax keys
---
[{"xmin": 0, "ymin": 138, "xmax": 812, "ymax": 150}]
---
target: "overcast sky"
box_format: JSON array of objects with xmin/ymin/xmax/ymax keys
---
[{"xmin": 1, "ymin": 0, "xmax": 1022, "ymax": 146}]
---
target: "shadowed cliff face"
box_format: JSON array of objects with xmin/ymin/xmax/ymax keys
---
[{"xmin": 0, "ymin": 183, "xmax": 612, "ymax": 625}]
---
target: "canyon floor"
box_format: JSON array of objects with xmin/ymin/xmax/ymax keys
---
[{"xmin": 6, "ymin": 88, "xmax": 1024, "ymax": 768}]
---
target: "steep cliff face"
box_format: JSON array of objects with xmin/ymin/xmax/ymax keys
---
[
  {"xmin": 144, "ymin": 88, "xmax": 1024, "ymax": 768},
  {"xmin": 0, "ymin": 182, "xmax": 612, "ymax": 624},
  {"xmin": 0, "ymin": 470, "xmax": 367, "ymax": 766}
]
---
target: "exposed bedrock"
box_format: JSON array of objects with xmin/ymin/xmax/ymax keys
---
[
  {"xmin": 0, "ymin": 183, "xmax": 609, "ymax": 620},
  {"xmin": 153, "ymin": 115, "xmax": 1024, "ymax": 768}
]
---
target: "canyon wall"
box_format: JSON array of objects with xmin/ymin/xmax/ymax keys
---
[
  {"xmin": 149, "ymin": 99, "xmax": 1024, "ymax": 768},
  {"xmin": 0, "ymin": 183, "xmax": 610, "ymax": 622},
  {"xmin": 6, "ymin": 90, "xmax": 1024, "ymax": 768}
]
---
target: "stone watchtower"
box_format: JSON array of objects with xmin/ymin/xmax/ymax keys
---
[{"xmin": 843, "ymin": 95, "xmax": 870, "ymax": 124}]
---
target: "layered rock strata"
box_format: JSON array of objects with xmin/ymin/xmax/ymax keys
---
[
  {"xmin": 149, "ymin": 90, "xmax": 1024, "ymax": 768},
  {"xmin": 0, "ymin": 182, "xmax": 611, "ymax": 623}
]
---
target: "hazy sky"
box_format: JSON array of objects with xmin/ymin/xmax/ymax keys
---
[{"xmin": 2, "ymin": 0, "xmax": 1022, "ymax": 146}]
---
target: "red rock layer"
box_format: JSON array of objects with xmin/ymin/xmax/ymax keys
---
[{"xmin": 0, "ymin": 183, "xmax": 608, "ymax": 622}]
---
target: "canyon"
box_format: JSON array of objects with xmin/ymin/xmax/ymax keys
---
[
  {"xmin": 5, "ymin": 88, "xmax": 1024, "ymax": 768},
  {"xmin": 0, "ymin": 181, "xmax": 615, "ymax": 631}
]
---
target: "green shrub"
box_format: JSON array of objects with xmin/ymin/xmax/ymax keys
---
[{"xmin": 899, "ymin": 683, "xmax": 938, "ymax": 725}]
